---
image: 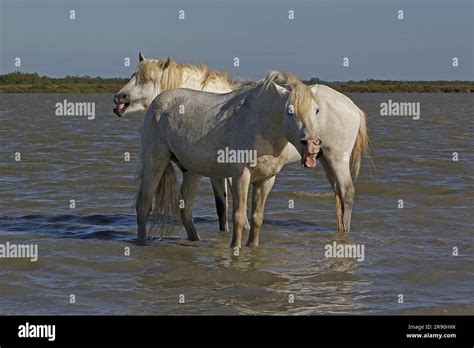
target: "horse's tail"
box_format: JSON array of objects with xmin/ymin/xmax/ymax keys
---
[
  {"xmin": 350, "ymin": 109, "xmax": 370, "ymax": 180},
  {"xmin": 150, "ymin": 162, "xmax": 180, "ymax": 238}
]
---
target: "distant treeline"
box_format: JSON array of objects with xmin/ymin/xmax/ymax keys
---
[
  {"xmin": 309, "ymin": 78, "xmax": 474, "ymax": 93},
  {"xmin": 0, "ymin": 72, "xmax": 472, "ymax": 93},
  {"xmin": 0, "ymin": 72, "xmax": 128, "ymax": 93}
]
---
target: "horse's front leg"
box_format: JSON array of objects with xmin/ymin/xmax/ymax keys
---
[
  {"xmin": 230, "ymin": 169, "xmax": 251, "ymax": 249},
  {"xmin": 224, "ymin": 177, "xmax": 251, "ymax": 230},
  {"xmin": 246, "ymin": 176, "xmax": 276, "ymax": 247},
  {"xmin": 210, "ymin": 178, "xmax": 228, "ymax": 232}
]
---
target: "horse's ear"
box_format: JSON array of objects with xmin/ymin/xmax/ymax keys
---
[
  {"xmin": 139, "ymin": 52, "xmax": 145, "ymax": 62},
  {"xmin": 310, "ymin": 84, "xmax": 318, "ymax": 95},
  {"xmin": 272, "ymin": 82, "xmax": 289, "ymax": 96},
  {"xmin": 162, "ymin": 57, "xmax": 171, "ymax": 70}
]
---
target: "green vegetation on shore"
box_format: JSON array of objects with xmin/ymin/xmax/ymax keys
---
[
  {"xmin": 0, "ymin": 72, "xmax": 472, "ymax": 93},
  {"xmin": 311, "ymin": 78, "xmax": 474, "ymax": 93},
  {"xmin": 0, "ymin": 72, "xmax": 128, "ymax": 93}
]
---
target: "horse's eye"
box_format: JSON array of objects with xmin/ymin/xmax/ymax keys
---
[{"xmin": 316, "ymin": 108, "xmax": 320, "ymax": 114}]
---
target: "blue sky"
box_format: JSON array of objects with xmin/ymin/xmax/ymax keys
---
[{"xmin": 0, "ymin": 0, "xmax": 472, "ymax": 81}]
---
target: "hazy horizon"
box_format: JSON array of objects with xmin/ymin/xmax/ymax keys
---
[{"xmin": 2, "ymin": 70, "xmax": 473, "ymax": 83}]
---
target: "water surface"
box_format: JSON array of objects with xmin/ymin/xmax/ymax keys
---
[{"xmin": 0, "ymin": 93, "xmax": 472, "ymax": 315}]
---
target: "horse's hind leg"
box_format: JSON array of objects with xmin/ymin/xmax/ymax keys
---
[
  {"xmin": 181, "ymin": 172, "xmax": 202, "ymax": 241},
  {"xmin": 136, "ymin": 151, "xmax": 171, "ymax": 245},
  {"xmin": 331, "ymin": 160, "xmax": 355, "ymax": 232},
  {"xmin": 246, "ymin": 176, "xmax": 276, "ymax": 247},
  {"xmin": 210, "ymin": 178, "xmax": 228, "ymax": 232},
  {"xmin": 320, "ymin": 153, "xmax": 355, "ymax": 232},
  {"xmin": 319, "ymin": 154, "xmax": 345, "ymax": 232}
]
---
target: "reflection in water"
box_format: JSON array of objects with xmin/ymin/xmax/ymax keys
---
[{"xmin": 0, "ymin": 93, "xmax": 472, "ymax": 315}]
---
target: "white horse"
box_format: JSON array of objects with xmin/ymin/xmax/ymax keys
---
[
  {"xmin": 114, "ymin": 53, "xmax": 369, "ymax": 239},
  {"xmin": 114, "ymin": 52, "xmax": 249, "ymax": 232},
  {"xmin": 135, "ymin": 71, "xmax": 321, "ymax": 247}
]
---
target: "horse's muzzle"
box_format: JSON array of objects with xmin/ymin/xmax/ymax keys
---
[
  {"xmin": 113, "ymin": 94, "xmax": 130, "ymax": 117},
  {"xmin": 301, "ymin": 138, "xmax": 322, "ymax": 168}
]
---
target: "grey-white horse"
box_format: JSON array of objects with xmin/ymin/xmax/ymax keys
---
[
  {"xmin": 114, "ymin": 53, "xmax": 369, "ymax": 238},
  {"xmin": 114, "ymin": 52, "xmax": 247, "ymax": 232},
  {"xmin": 135, "ymin": 71, "xmax": 321, "ymax": 247}
]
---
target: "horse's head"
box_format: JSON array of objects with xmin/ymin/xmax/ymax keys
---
[
  {"xmin": 271, "ymin": 73, "xmax": 321, "ymax": 168},
  {"xmin": 113, "ymin": 52, "xmax": 171, "ymax": 117}
]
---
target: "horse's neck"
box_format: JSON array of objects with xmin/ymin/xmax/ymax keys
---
[
  {"xmin": 247, "ymin": 94, "xmax": 289, "ymax": 151},
  {"xmin": 181, "ymin": 68, "xmax": 234, "ymax": 93}
]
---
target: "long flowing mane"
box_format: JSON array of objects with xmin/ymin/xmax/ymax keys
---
[
  {"xmin": 260, "ymin": 71, "xmax": 316, "ymax": 119},
  {"xmin": 136, "ymin": 58, "xmax": 251, "ymax": 92},
  {"xmin": 215, "ymin": 70, "xmax": 315, "ymax": 119}
]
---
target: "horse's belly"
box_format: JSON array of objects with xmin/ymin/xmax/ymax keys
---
[
  {"xmin": 165, "ymin": 119, "xmax": 299, "ymax": 180},
  {"xmin": 171, "ymin": 148, "xmax": 287, "ymax": 180},
  {"xmin": 172, "ymin": 152, "xmax": 233, "ymax": 178},
  {"xmin": 248, "ymin": 155, "xmax": 287, "ymax": 182}
]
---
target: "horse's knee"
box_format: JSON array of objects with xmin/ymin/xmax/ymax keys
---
[
  {"xmin": 234, "ymin": 211, "xmax": 247, "ymax": 229},
  {"xmin": 235, "ymin": 211, "xmax": 246, "ymax": 223},
  {"xmin": 251, "ymin": 212, "xmax": 263, "ymax": 229}
]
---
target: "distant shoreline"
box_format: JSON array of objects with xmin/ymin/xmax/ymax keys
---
[{"xmin": 0, "ymin": 72, "xmax": 472, "ymax": 93}]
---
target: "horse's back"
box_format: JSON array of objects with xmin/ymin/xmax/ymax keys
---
[
  {"xmin": 154, "ymin": 88, "xmax": 229, "ymax": 110},
  {"xmin": 150, "ymin": 87, "xmax": 248, "ymax": 131},
  {"xmin": 316, "ymin": 85, "xmax": 362, "ymax": 115},
  {"xmin": 147, "ymin": 87, "xmax": 237, "ymax": 148}
]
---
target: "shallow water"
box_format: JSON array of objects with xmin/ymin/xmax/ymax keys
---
[{"xmin": 0, "ymin": 93, "xmax": 472, "ymax": 315}]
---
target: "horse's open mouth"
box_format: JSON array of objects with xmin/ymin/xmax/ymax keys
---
[
  {"xmin": 113, "ymin": 102, "xmax": 130, "ymax": 117},
  {"xmin": 301, "ymin": 152, "xmax": 318, "ymax": 168}
]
